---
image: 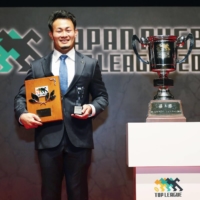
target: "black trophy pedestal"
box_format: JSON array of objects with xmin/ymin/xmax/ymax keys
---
[
  {"xmin": 154, "ymin": 78, "xmax": 173, "ymax": 87},
  {"xmin": 146, "ymin": 100, "xmax": 186, "ymax": 122}
]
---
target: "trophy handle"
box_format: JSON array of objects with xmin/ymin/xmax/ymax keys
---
[
  {"xmin": 176, "ymin": 33, "xmax": 194, "ymax": 64},
  {"xmin": 132, "ymin": 35, "xmax": 150, "ymax": 64}
]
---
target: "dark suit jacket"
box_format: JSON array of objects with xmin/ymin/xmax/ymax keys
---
[{"xmin": 14, "ymin": 50, "xmax": 108, "ymax": 150}]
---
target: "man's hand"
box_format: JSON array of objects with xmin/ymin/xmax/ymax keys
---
[
  {"xmin": 71, "ymin": 104, "xmax": 92, "ymax": 119},
  {"xmin": 20, "ymin": 113, "xmax": 43, "ymax": 129}
]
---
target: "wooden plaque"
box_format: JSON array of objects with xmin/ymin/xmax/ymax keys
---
[{"xmin": 25, "ymin": 76, "xmax": 63, "ymax": 123}]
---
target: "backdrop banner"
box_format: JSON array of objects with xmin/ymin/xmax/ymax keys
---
[{"xmin": 0, "ymin": 7, "xmax": 200, "ymax": 200}]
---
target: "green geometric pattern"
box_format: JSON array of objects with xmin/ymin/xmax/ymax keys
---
[
  {"xmin": 0, "ymin": 46, "xmax": 20, "ymax": 72},
  {"xmin": 8, "ymin": 29, "xmax": 22, "ymax": 39}
]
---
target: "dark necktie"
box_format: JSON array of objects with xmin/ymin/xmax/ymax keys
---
[{"xmin": 59, "ymin": 55, "xmax": 68, "ymax": 95}]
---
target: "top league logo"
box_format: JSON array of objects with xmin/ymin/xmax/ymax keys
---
[{"xmin": 132, "ymin": 34, "xmax": 194, "ymax": 100}]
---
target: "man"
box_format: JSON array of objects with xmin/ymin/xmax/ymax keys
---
[{"xmin": 14, "ymin": 10, "xmax": 108, "ymax": 200}]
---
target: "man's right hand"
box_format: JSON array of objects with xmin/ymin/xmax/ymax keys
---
[{"xmin": 19, "ymin": 113, "xmax": 43, "ymax": 129}]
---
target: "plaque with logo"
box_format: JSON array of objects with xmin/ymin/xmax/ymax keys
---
[{"xmin": 25, "ymin": 76, "xmax": 63, "ymax": 122}]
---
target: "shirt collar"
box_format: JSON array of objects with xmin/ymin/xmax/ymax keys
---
[{"xmin": 53, "ymin": 48, "xmax": 75, "ymax": 62}]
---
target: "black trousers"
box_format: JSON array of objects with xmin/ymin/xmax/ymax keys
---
[{"xmin": 37, "ymin": 130, "xmax": 92, "ymax": 200}]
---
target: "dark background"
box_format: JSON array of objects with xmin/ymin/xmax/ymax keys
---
[{"xmin": 0, "ymin": 7, "xmax": 200, "ymax": 200}]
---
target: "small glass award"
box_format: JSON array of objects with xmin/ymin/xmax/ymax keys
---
[{"xmin": 74, "ymin": 86, "xmax": 84, "ymax": 115}]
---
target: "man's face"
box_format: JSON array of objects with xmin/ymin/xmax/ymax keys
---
[{"xmin": 49, "ymin": 18, "xmax": 78, "ymax": 54}]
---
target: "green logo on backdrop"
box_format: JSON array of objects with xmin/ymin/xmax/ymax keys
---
[{"xmin": 0, "ymin": 29, "xmax": 41, "ymax": 73}]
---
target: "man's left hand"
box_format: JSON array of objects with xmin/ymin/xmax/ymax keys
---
[{"xmin": 71, "ymin": 104, "xmax": 92, "ymax": 119}]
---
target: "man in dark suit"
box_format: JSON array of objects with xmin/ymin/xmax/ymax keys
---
[{"xmin": 14, "ymin": 10, "xmax": 108, "ymax": 200}]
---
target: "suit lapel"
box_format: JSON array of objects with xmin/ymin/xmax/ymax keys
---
[
  {"xmin": 41, "ymin": 52, "xmax": 54, "ymax": 77},
  {"xmin": 66, "ymin": 51, "xmax": 85, "ymax": 93}
]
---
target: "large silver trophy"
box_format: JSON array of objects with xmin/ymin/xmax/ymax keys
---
[{"xmin": 132, "ymin": 34, "xmax": 194, "ymax": 100}]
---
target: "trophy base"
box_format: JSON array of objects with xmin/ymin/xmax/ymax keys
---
[
  {"xmin": 146, "ymin": 100, "xmax": 186, "ymax": 122},
  {"xmin": 154, "ymin": 88, "xmax": 174, "ymax": 100}
]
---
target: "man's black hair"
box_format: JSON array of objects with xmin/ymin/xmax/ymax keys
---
[{"xmin": 48, "ymin": 10, "xmax": 77, "ymax": 32}]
